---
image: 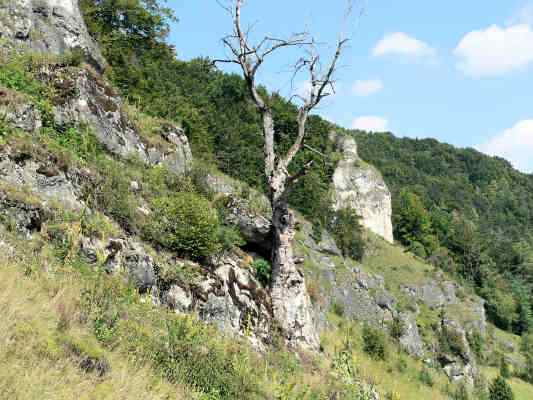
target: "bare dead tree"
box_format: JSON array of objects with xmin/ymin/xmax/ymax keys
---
[{"xmin": 215, "ymin": 0, "xmax": 352, "ymax": 349}]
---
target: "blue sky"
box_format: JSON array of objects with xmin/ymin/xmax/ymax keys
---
[{"xmin": 167, "ymin": 1, "xmax": 533, "ymax": 173}]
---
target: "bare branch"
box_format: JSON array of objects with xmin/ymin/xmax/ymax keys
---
[{"xmin": 216, "ymin": 0, "xmax": 353, "ymax": 193}]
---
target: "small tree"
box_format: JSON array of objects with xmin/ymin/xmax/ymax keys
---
[
  {"xmin": 395, "ymin": 190, "xmax": 438, "ymax": 257},
  {"xmin": 330, "ymin": 208, "xmax": 365, "ymax": 261},
  {"xmin": 489, "ymin": 376, "xmax": 514, "ymax": 400},
  {"xmin": 216, "ymin": 0, "xmax": 354, "ymax": 349},
  {"xmin": 362, "ymin": 324, "xmax": 387, "ymax": 360},
  {"xmin": 499, "ymin": 356, "xmax": 511, "ymax": 379}
]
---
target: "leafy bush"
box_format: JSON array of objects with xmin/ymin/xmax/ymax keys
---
[
  {"xmin": 500, "ymin": 356, "xmax": 512, "ymax": 379},
  {"xmin": 147, "ymin": 193, "xmax": 220, "ymax": 259},
  {"xmin": 251, "ymin": 259, "xmax": 271, "ymax": 287},
  {"xmin": 92, "ymin": 158, "xmax": 139, "ymax": 233},
  {"xmin": 438, "ymin": 325, "xmax": 468, "ymax": 360},
  {"xmin": 217, "ymin": 225, "xmax": 246, "ymax": 253},
  {"xmin": 489, "ymin": 376, "xmax": 514, "ymax": 400},
  {"xmin": 468, "ymin": 331, "xmax": 484, "ymax": 360},
  {"xmin": 362, "ymin": 324, "xmax": 387, "ymax": 360},
  {"xmin": 418, "ymin": 367, "xmax": 434, "ymax": 387},
  {"xmin": 389, "ymin": 317, "xmax": 405, "ymax": 341},
  {"xmin": 329, "ymin": 208, "xmax": 365, "ymax": 261}
]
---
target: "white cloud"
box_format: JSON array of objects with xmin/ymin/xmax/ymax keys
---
[
  {"xmin": 454, "ymin": 24, "xmax": 533, "ymax": 77},
  {"xmin": 352, "ymin": 79, "xmax": 383, "ymax": 96},
  {"xmin": 477, "ymin": 120, "xmax": 533, "ymax": 172},
  {"xmin": 352, "ymin": 116, "xmax": 388, "ymax": 132},
  {"xmin": 372, "ymin": 32, "xmax": 435, "ymax": 58}
]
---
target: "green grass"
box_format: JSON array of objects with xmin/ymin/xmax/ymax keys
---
[
  {"xmin": 483, "ymin": 367, "xmax": 533, "ymax": 400},
  {"xmin": 0, "ymin": 256, "xmax": 189, "ymax": 400},
  {"xmin": 321, "ymin": 319, "xmax": 452, "ymax": 400}
]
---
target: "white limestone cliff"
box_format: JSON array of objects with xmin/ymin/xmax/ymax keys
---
[
  {"xmin": 332, "ymin": 134, "xmax": 394, "ymax": 243},
  {"xmin": 0, "ymin": 0, "xmax": 105, "ymax": 70}
]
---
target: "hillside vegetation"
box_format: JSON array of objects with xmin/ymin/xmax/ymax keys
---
[
  {"xmin": 1, "ymin": 0, "xmax": 533, "ymax": 399},
  {"xmin": 354, "ymin": 132, "xmax": 533, "ymax": 334},
  {"xmin": 77, "ymin": 0, "xmax": 533, "ymax": 338}
]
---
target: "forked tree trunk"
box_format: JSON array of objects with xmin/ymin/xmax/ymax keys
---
[
  {"xmin": 215, "ymin": 0, "xmax": 348, "ymax": 350},
  {"xmin": 270, "ymin": 182, "xmax": 319, "ymax": 349}
]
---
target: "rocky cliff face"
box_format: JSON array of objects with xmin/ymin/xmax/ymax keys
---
[
  {"xmin": 0, "ymin": 0, "xmax": 105, "ymax": 70},
  {"xmin": 332, "ymin": 134, "xmax": 394, "ymax": 243},
  {"xmin": 0, "ymin": 61, "xmax": 192, "ymax": 177}
]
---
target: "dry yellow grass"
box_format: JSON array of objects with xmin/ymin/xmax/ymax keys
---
[
  {"xmin": 0, "ymin": 260, "xmax": 188, "ymax": 400},
  {"xmin": 321, "ymin": 319, "xmax": 451, "ymax": 400}
]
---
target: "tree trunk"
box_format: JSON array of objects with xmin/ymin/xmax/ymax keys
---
[{"xmin": 270, "ymin": 196, "xmax": 319, "ymax": 350}]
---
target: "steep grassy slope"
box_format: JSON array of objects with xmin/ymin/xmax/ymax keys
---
[
  {"xmin": 0, "ymin": 257, "xmax": 187, "ymax": 400},
  {"xmin": 3, "ymin": 219, "xmax": 532, "ymax": 400}
]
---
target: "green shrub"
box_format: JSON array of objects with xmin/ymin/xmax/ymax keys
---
[
  {"xmin": 62, "ymin": 47, "xmax": 86, "ymax": 67},
  {"xmin": 500, "ymin": 356, "xmax": 512, "ymax": 379},
  {"xmin": 147, "ymin": 193, "xmax": 220, "ymax": 259},
  {"xmin": 438, "ymin": 325, "xmax": 468, "ymax": 360},
  {"xmin": 329, "ymin": 208, "xmax": 365, "ymax": 261},
  {"xmin": 251, "ymin": 259, "xmax": 271, "ymax": 287},
  {"xmin": 331, "ymin": 301, "xmax": 345, "ymax": 318},
  {"xmin": 92, "ymin": 159, "xmax": 139, "ymax": 233},
  {"xmin": 489, "ymin": 376, "xmax": 514, "ymax": 400},
  {"xmin": 217, "ymin": 225, "xmax": 246, "ymax": 253},
  {"xmin": 80, "ymin": 210, "xmax": 118, "ymax": 240},
  {"xmin": 467, "ymin": 331, "xmax": 484, "ymax": 360},
  {"xmin": 389, "ymin": 317, "xmax": 405, "ymax": 341},
  {"xmin": 418, "ymin": 367, "xmax": 434, "ymax": 387},
  {"xmin": 362, "ymin": 324, "xmax": 387, "ymax": 360}
]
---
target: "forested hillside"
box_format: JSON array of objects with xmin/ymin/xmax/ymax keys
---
[
  {"xmin": 79, "ymin": 0, "xmax": 533, "ymax": 338},
  {"xmin": 354, "ymin": 132, "xmax": 533, "ymax": 334}
]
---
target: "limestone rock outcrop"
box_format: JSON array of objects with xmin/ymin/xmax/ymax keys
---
[
  {"xmin": 0, "ymin": 144, "xmax": 84, "ymax": 210},
  {"xmin": 331, "ymin": 134, "xmax": 394, "ymax": 243},
  {"xmin": 48, "ymin": 65, "xmax": 149, "ymax": 161},
  {"xmin": 0, "ymin": 88, "xmax": 42, "ymax": 132},
  {"xmin": 399, "ymin": 312, "xmax": 424, "ymax": 357},
  {"xmin": 0, "ymin": 0, "xmax": 105, "ymax": 70},
  {"xmin": 439, "ymin": 318, "xmax": 477, "ymax": 386},
  {"xmin": 145, "ymin": 122, "xmax": 193, "ymax": 176}
]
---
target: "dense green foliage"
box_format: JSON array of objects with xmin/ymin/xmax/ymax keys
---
[
  {"xmin": 362, "ymin": 324, "xmax": 388, "ymax": 360},
  {"xmin": 354, "ymin": 132, "xmax": 533, "ymax": 334},
  {"xmin": 395, "ymin": 190, "xmax": 438, "ymax": 258},
  {"xmin": 489, "ymin": 376, "xmax": 514, "ymax": 400},
  {"xmin": 251, "ymin": 259, "xmax": 272, "ymax": 287},
  {"xmin": 329, "ymin": 208, "xmax": 366, "ymax": 261},
  {"xmin": 146, "ymin": 193, "xmax": 220, "ymax": 259}
]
